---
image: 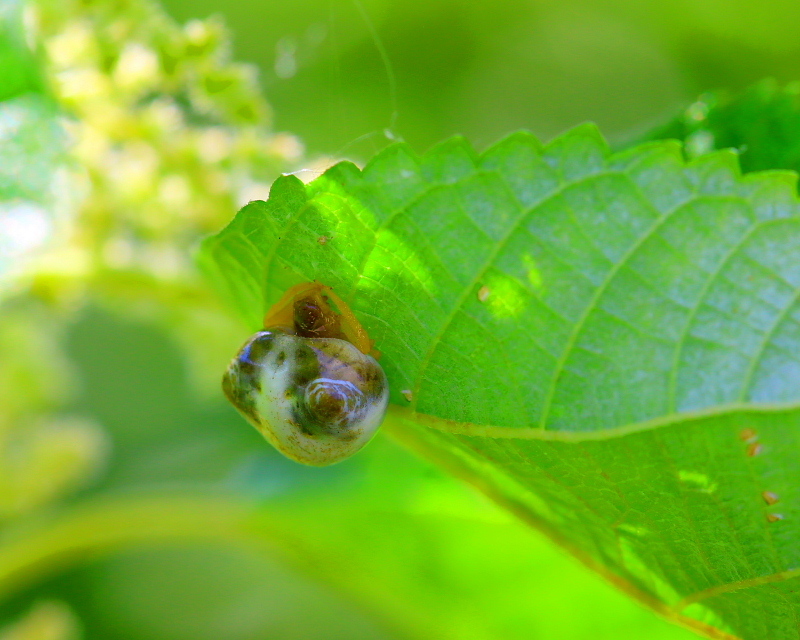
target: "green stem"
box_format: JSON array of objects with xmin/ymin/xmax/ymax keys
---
[
  {"xmin": 0, "ymin": 495, "xmax": 260, "ymax": 601},
  {"xmin": 0, "ymin": 493, "xmax": 433, "ymax": 640}
]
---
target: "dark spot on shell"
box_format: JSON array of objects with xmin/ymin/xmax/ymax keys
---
[
  {"xmin": 289, "ymin": 342, "xmax": 321, "ymax": 388},
  {"xmin": 222, "ymin": 368, "xmax": 260, "ymax": 424},
  {"xmin": 246, "ymin": 332, "xmax": 277, "ymax": 362},
  {"xmin": 235, "ymin": 337, "xmax": 276, "ymax": 386},
  {"xmin": 289, "ymin": 409, "xmax": 316, "ymax": 437},
  {"xmin": 222, "ymin": 332, "xmax": 283, "ymax": 426}
]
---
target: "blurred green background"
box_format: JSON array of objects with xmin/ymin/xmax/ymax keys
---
[
  {"xmin": 3, "ymin": 0, "xmax": 800, "ymax": 638},
  {"xmin": 162, "ymin": 0, "xmax": 800, "ymax": 158}
]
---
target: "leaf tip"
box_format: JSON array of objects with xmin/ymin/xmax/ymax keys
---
[
  {"xmin": 684, "ymin": 148, "xmax": 743, "ymax": 192},
  {"xmin": 271, "ymin": 172, "xmax": 308, "ymax": 197},
  {"xmin": 543, "ymin": 121, "xmax": 610, "ymax": 178},
  {"xmin": 482, "ymin": 129, "xmax": 543, "ymax": 157},
  {"xmin": 420, "ymin": 135, "xmax": 479, "ymax": 183},
  {"xmin": 362, "ymin": 142, "xmax": 421, "ymax": 179}
]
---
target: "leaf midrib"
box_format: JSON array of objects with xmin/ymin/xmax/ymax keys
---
[{"xmin": 391, "ymin": 399, "xmax": 800, "ymax": 442}]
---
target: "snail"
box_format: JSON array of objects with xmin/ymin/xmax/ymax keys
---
[{"xmin": 222, "ymin": 282, "xmax": 389, "ymax": 466}]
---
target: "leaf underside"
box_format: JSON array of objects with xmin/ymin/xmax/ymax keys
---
[{"xmin": 201, "ymin": 123, "xmax": 800, "ymax": 640}]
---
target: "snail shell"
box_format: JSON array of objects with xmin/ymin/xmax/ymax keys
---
[{"xmin": 222, "ymin": 283, "xmax": 389, "ymax": 466}]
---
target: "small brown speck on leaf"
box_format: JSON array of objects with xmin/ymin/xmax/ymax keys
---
[
  {"xmin": 739, "ymin": 428, "xmax": 758, "ymax": 442},
  {"xmin": 763, "ymin": 491, "xmax": 780, "ymax": 505},
  {"xmin": 767, "ymin": 513, "xmax": 784, "ymax": 523},
  {"xmin": 401, "ymin": 389, "xmax": 413, "ymax": 402},
  {"xmin": 317, "ymin": 235, "xmax": 328, "ymax": 245},
  {"xmin": 478, "ymin": 286, "xmax": 490, "ymax": 302},
  {"xmin": 746, "ymin": 442, "xmax": 763, "ymax": 457}
]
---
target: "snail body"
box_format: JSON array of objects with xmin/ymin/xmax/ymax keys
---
[{"xmin": 223, "ymin": 283, "xmax": 389, "ymax": 466}]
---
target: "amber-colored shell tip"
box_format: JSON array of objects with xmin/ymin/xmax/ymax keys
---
[{"xmin": 263, "ymin": 282, "xmax": 377, "ymax": 357}]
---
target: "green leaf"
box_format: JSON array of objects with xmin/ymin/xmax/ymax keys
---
[
  {"xmin": 201, "ymin": 124, "xmax": 800, "ymax": 639},
  {"xmin": 641, "ymin": 78, "xmax": 800, "ymax": 174}
]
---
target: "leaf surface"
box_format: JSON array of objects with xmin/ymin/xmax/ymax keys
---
[{"xmin": 201, "ymin": 124, "xmax": 800, "ymax": 640}]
